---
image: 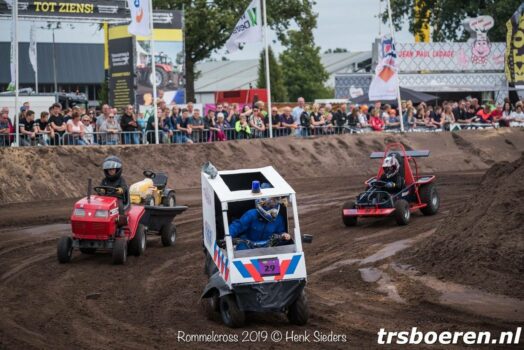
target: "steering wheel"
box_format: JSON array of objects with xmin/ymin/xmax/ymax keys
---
[
  {"xmin": 94, "ymin": 186, "xmax": 119, "ymax": 196},
  {"xmin": 369, "ymin": 179, "xmax": 388, "ymax": 188},
  {"xmin": 143, "ymin": 170, "xmax": 156, "ymax": 179}
]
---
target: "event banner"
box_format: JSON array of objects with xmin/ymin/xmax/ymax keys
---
[
  {"xmin": 108, "ymin": 26, "xmax": 135, "ymax": 109},
  {"xmin": 135, "ymin": 10, "xmax": 185, "ymax": 109},
  {"xmin": 368, "ymin": 36, "xmax": 399, "ymax": 101},
  {"xmin": 505, "ymin": 3, "xmax": 524, "ymax": 88}
]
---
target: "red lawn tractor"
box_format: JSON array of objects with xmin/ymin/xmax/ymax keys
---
[
  {"xmin": 57, "ymin": 181, "xmax": 187, "ymax": 265},
  {"xmin": 342, "ymin": 143, "xmax": 439, "ymax": 227}
]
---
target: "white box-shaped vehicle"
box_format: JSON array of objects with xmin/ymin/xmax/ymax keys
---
[{"xmin": 200, "ymin": 164, "xmax": 311, "ymax": 327}]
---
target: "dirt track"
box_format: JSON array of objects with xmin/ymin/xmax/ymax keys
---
[{"xmin": 1, "ymin": 130, "xmax": 523, "ymax": 349}]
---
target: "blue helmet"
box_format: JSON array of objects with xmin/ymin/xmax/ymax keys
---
[{"xmin": 255, "ymin": 183, "xmax": 281, "ymax": 222}]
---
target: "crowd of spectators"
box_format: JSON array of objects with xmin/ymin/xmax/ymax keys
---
[{"xmin": 1, "ymin": 95, "xmax": 523, "ymax": 147}]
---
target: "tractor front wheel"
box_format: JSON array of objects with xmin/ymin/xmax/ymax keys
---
[
  {"xmin": 145, "ymin": 195, "xmax": 155, "ymax": 207},
  {"xmin": 163, "ymin": 192, "xmax": 176, "ymax": 207},
  {"xmin": 112, "ymin": 238, "xmax": 128, "ymax": 265},
  {"xmin": 128, "ymin": 224, "xmax": 146, "ymax": 256},
  {"xmin": 57, "ymin": 236, "xmax": 73, "ymax": 263}
]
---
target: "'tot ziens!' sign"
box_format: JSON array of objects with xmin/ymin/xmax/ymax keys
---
[{"xmin": 0, "ymin": 0, "xmax": 130, "ymax": 19}]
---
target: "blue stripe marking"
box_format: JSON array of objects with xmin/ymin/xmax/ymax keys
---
[
  {"xmin": 233, "ymin": 261, "xmax": 251, "ymax": 278},
  {"xmin": 286, "ymin": 255, "xmax": 301, "ymax": 275}
]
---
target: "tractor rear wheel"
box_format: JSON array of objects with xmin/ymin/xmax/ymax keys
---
[
  {"xmin": 160, "ymin": 223, "xmax": 176, "ymax": 247},
  {"xmin": 57, "ymin": 236, "xmax": 73, "ymax": 263},
  {"xmin": 287, "ymin": 290, "xmax": 309, "ymax": 326},
  {"xmin": 145, "ymin": 195, "xmax": 155, "ymax": 207},
  {"xmin": 394, "ymin": 199, "xmax": 411, "ymax": 225},
  {"xmin": 219, "ymin": 294, "xmax": 245, "ymax": 328},
  {"xmin": 128, "ymin": 224, "xmax": 146, "ymax": 256},
  {"xmin": 112, "ymin": 238, "xmax": 127, "ymax": 265},
  {"xmin": 342, "ymin": 201, "xmax": 358, "ymax": 227},
  {"xmin": 163, "ymin": 192, "xmax": 176, "ymax": 207},
  {"xmin": 419, "ymin": 183, "xmax": 439, "ymax": 216}
]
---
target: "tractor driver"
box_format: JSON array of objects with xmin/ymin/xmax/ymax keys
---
[
  {"xmin": 229, "ymin": 185, "xmax": 292, "ymax": 250},
  {"xmin": 380, "ymin": 155, "xmax": 403, "ymax": 192},
  {"xmin": 100, "ymin": 156, "xmax": 129, "ymax": 218}
]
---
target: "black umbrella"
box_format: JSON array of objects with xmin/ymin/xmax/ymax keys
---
[{"xmin": 349, "ymin": 87, "xmax": 438, "ymax": 105}]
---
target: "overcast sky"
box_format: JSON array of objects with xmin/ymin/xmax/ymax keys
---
[{"xmin": 0, "ymin": 0, "xmax": 414, "ymax": 58}]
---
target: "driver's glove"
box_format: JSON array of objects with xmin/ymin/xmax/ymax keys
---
[
  {"xmin": 99, "ymin": 188, "xmax": 106, "ymax": 194},
  {"xmin": 385, "ymin": 182, "xmax": 396, "ymax": 189},
  {"xmin": 116, "ymin": 188, "xmax": 124, "ymax": 195}
]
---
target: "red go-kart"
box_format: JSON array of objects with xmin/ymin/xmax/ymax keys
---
[
  {"xmin": 57, "ymin": 182, "xmax": 187, "ymax": 265},
  {"xmin": 342, "ymin": 143, "xmax": 439, "ymax": 227}
]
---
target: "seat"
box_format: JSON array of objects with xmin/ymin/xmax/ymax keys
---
[{"xmin": 152, "ymin": 172, "xmax": 168, "ymax": 189}]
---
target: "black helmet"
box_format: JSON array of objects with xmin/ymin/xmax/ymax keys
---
[{"xmin": 102, "ymin": 156, "xmax": 123, "ymax": 181}]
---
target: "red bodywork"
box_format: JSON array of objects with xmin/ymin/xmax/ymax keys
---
[
  {"xmin": 71, "ymin": 195, "xmax": 144, "ymax": 241},
  {"xmin": 343, "ymin": 143, "xmax": 435, "ymax": 217}
]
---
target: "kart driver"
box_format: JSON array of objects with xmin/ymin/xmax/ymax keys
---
[
  {"xmin": 100, "ymin": 156, "xmax": 129, "ymax": 218},
  {"xmin": 229, "ymin": 184, "xmax": 291, "ymax": 250},
  {"xmin": 380, "ymin": 155, "xmax": 403, "ymax": 191}
]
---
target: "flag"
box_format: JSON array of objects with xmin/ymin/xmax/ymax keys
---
[
  {"xmin": 225, "ymin": 0, "xmax": 263, "ymax": 53},
  {"xmin": 29, "ymin": 25, "xmax": 37, "ymax": 73},
  {"xmin": 368, "ymin": 35, "xmax": 399, "ymax": 101},
  {"xmin": 505, "ymin": 3, "xmax": 524, "ymax": 88},
  {"xmin": 127, "ymin": 0, "xmax": 151, "ymax": 37}
]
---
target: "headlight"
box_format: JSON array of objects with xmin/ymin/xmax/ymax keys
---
[
  {"xmin": 94, "ymin": 210, "xmax": 109, "ymax": 218},
  {"xmin": 73, "ymin": 208, "xmax": 85, "ymax": 216}
]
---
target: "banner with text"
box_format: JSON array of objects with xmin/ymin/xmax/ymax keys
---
[{"xmin": 108, "ymin": 26, "xmax": 135, "ymax": 109}]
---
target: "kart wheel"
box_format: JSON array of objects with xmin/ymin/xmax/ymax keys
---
[
  {"xmin": 419, "ymin": 183, "xmax": 439, "ymax": 216},
  {"xmin": 287, "ymin": 290, "xmax": 309, "ymax": 326},
  {"xmin": 163, "ymin": 192, "xmax": 176, "ymax": 207},
  {"xmin": 394, "ymin": 199, "xmax": 410, "ymax": 226},
  {"xmin": 112, "ymin": 238, "xmax": 127, "ymax": 265},
  {"xmin": 79, "ymin": 248, "xmax": 96, "ymax": 255},
  {"xmin": 57, "ymin": 236, "xmax": 73, "ymax": 263},
  {"xmin": 342, "ymin": 201, "xmax": 358, "ymax": 227},
  {"xmin": 201, "ymin": 292, "xmax": 220, "ymax": 320},
  {"xmin": 219, "ymin": 294, "xmax": 245, "ymax": 328},
  {"xmin": 145, "ymin": 195, "xmax": 155, "ymax": 207},
  {"xmin": 128, "ymin": 224, "xmax": 146, "ymax": 256},
  {"xmin": 160, "ymin": 223, "xmax": 176, "ymax": 247}
]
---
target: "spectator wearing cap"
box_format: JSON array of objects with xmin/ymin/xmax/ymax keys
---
[
  {"xmin": 0, "ymin": 109, "xmax": 11, "ymax": 146},
  {"xmin": 249, "ymin": 106, "xmax": 266, "ymax": 138},
  {"xmin": 49, "ymin": 103, "xmax": 66, "ymax": 145},
  {"xmin": 175, "ymin": 108, "xmax": 194, "ymax": 144},
  {"xmin": 281, "ymin": 106, "xmax": 298, "ymax": 136},
  {"xmin": 19, "ymin": 110, "xmax": 37, "ymax": 146},
  {"xmin": 384, "ymin": 108, "xmax": 401, "ymax": 129},
  {"xmin": 100, "ymin": 112, "xmax": 121, "ymax": 145}
]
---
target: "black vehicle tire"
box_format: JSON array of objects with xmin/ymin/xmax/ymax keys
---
[
  {"xmin": 160, "ymin": 223, "xmax": 176, "ymax": 247},
  {"xmin": 219, "ymin": 294, "xmax": 245, "ymax": 328},
  {"xmin": 112, "ymin": 238, "xmax": 127, "ymax": 265},
  {"xmin": 201, "ymin": 291, "xmax": 220, "ymax": 320},
  {"xmin": 419, "ymin": 183, "xmax": 440, "ymax": 216},
  {"xmin": 144, "ymin": 195, "xmax": 155, "ymax": 207},
  {"xmin": 57, "ymin": 236, "xmax": 73, "ymax": 263},
  {"xmin": 149, "ymin": 68, "xmax": 167, "ymax": 89},
  {"xmin": 342, "ymin": 201, "xmax": 358, "ymax": 227},
  {"xmin": 287, "ymin": 290, "xmax": 309, "ymax": 326},
  {"xmin": 162, "ymin": 191, "xmax": 176, "ymax": 207},
  {"xmin": 79, "ymin": 248, "xmax": 96, "ymax": 255},
  {"xmin": 394, "ymin": 199, "xmax": 411, "ymax": 226},
  {"xmin": 128, "ymin": 224, "xmax": 146, "ymax": 256}
]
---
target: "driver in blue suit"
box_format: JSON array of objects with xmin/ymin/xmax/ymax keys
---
[{"xmin": 229, "ymin": 185, "xmax": 291, "ymax": 250}]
